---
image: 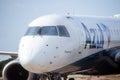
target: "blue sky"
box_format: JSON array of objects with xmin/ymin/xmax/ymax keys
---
[{"xmin": 0, "ymin": 0, "xmax": 120, "ymax": 60}]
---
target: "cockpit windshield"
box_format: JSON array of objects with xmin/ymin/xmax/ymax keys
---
[
  {"xmin": 25, "ymin": 26, "xmax": 58, "ymax": 36},
  {"xmin": 25, "ymin": 26, "xmax": 70, "ymax": 37}
]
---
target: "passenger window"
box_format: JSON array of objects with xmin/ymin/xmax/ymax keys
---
[{"xmin": 57, "ymin": 25, "xmax": 70, "ymax": 37}]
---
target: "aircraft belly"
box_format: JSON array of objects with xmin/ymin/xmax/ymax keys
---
[{"xmin": 53, "ymin": 49, "xmax": 120, "ymax": 75}]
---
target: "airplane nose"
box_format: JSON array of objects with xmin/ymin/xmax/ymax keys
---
[
  {"xmin": 18, "ymin": 36, "xmax": 49, "ymax": 73},
  {"xmin": 18, "ymin": 47, "xmax": 46, "ymax": 73},
  {"xmin": 19, "ymin": 48, "xmax": 34, "ymax": 70}
]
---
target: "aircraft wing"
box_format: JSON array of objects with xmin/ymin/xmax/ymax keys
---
[{"xmin": 0, "ymin": 51, "xmax": 18, "ymax": 58}]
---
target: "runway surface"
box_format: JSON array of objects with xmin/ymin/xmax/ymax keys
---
[
  {"xmin": 68, "ymin": 74, "xmax": 120, "ymax": 80},
  {"xmin": 0, "ymin": 74, "xmax": 120, "ymax": 80}
]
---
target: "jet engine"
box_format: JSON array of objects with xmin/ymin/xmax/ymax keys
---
[{"xmin": 2, "ymin": 59, "xmax": 29, "ymax": 80}]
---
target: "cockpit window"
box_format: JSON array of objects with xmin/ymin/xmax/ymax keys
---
[
  {"xmin": 25, "ymin": 25, "xmax": 70, "ymax": 37},
  {"xmin": 57, "ymin": 25, "xmax": 70, "ymax": 37},
  {"xmin": 25, "ymin": 26, "xmax": 58, "ymax": 36},
  {"xmin": 25, "ymin": 27, "xmax": 40, "ymax": 35},
  {"xmin": 40, "ymin": 26, "xmax": 58, "ymax": 35}
]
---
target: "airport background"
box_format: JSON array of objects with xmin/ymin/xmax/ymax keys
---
[{"xmin": 0, "ymin": 0, "xmax": 120, "ymax": 80}]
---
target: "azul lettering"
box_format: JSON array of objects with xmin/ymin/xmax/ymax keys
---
[{"xmin": 81, "ymin": 23, "xmax": 111, "ymax": 49}]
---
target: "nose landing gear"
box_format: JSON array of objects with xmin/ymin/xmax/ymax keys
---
[{"xmin": 31, "ymin": 73, "xmax": 69, "ymax": 80}]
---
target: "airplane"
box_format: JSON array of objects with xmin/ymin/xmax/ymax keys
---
[{"xmin": 0, "ymin": 14, "xmax": 120, "ymax": 80}]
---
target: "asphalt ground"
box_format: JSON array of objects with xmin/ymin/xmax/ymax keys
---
[
  {"xmin": 68, "ymin": 74, "xmax": 120, "ymax": 80},
  {"xmin": 0, "ymin": 74, "xmax": 120, "ymax": 80}
]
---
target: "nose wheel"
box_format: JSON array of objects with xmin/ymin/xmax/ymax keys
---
[
  {"xmin": 32, "ymin": 73, "xmax": 68, "ymax": 80},
  {"xmin": 47, "ymin": 73, "xmax": 62, "ymax": 80}
]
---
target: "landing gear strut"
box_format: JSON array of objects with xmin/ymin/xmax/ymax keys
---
[{"xmin": 32, "ymin": 73, "xmax": 68, "ymax": 80}]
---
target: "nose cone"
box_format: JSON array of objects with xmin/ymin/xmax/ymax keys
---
[
  {"xmin": 19, "ymin": 48, "xmax": 47, "ymax": 73},
  {"xmin": 19, "ymin": 48, "xmax": 32, "ymax": 68},
  {"xmin": 18, "ymin": 47, "xmax": 34, "ymax": 72},
  {"xmin": 18, "ymin": 37, "xmax": 47, "ymax": 73}
]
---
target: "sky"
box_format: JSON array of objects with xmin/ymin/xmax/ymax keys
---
[{"xmin": 0, "ymin": 0, "xmax": 120, "ymax": 60}]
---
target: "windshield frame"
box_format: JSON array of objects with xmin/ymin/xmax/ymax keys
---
[
  {"xmin": 24, "ymin": 26, "xmax": 58, "ymax": 36},
  {"xmin": 24, "ymin": 25, "xmax": 70, "ymax": 37}
]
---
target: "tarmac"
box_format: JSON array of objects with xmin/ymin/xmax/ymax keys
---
[
  {"xmin": 67, "ymin": 74, "xmax": 120, "ymax": 80},
  {"xmin": 1, "ymin": 74, "xmax": 120, "ymax": 80}
]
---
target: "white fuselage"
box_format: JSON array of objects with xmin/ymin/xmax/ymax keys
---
[{"xmin": 18, "ymin": 15, "xmax": 120, "ymax": 73}]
